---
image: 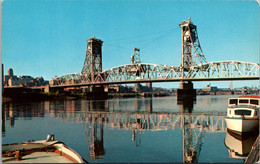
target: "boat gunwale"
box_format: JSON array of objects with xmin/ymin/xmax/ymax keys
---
[
  {"xmin": 2, "ymin": 141, "xmax": 85, "ymax": 163},
  {"xmin": 53, "ymin": 141, "xmax": 85, "ymax": 163},
  {"xmin": 2, "ymin": 142, "xmax": 53, "ymax": 148}
]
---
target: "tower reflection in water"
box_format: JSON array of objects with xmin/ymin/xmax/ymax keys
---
[
  {"xmin": 3, "ymin": 97, "xmax": 226, "ymax": 162},
  {"xmin": 178, "ymin": 96, "xmax": 203, "ymax": 163},
  {"xmin": 84, "ymin": 100, "xmax": 106, "ymax": 159}
]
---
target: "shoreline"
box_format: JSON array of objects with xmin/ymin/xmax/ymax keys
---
[{"xmin": 2, "ymin": 91, "xmax": 248, "ymax": 103}]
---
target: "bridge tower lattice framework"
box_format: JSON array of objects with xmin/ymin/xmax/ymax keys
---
[
  {"xmin": 81, "ymin": 36, "xmax": 103, "ymax": 80},
  {"xmin": 178, "ymin": 18, "xmax": 206, "ymax": 98},
  {"xmin": 81, "ymin": 36, "xmax": 105, "ymax": 94}
]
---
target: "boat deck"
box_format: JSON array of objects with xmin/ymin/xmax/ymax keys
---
[{"xmin": 3, "ymin": 152, "xmax": 74, "ymax": 163}]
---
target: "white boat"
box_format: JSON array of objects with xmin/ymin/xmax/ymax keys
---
[
  {"xmin": 2, "ymin": 134, "xmax": 86, "ymax": 163},
  {"xmin": 225, "ymin": 95, "xmax": 259, "ymax": 133}
]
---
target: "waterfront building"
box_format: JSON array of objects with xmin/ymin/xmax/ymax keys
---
[
  {"xmin": 4, "ymin": 68, "xmax": 17, "ymax": 85},
  {"xmin": 4, "ymin": 68, "xmax": 49, "ymax": 87}
]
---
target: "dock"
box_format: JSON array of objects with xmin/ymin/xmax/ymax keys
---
[{"xmin": 245, "ymin": 135, "xmax": 259, "ymax": 163}]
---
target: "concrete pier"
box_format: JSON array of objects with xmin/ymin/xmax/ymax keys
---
[
  {"xmin": 84, "ymin": 85, "xmax": 108, "ymax": 99},
  {"xmin": 177, "ymin": 81, "xmax": 196, "ymax": 100},
  {"xmin": 44, "ymin": 85, "xmax": 63, "ymax": 93}
]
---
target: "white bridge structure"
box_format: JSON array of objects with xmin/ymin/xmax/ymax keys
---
[{"xmin": 52, "ymin": 61, "xmax": 259, "ymax": 87}]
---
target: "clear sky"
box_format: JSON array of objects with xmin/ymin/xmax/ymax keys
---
[{"xmin": 2, "ymin": 0, "xmax": 259, "ymax": 89}]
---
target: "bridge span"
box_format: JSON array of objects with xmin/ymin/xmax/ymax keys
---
[{"xmin": 50, "ymin": 61, "xmax": 259, "ymax": 88}]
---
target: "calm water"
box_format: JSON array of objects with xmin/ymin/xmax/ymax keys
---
[{"xmin": 2, "ymin": 95, "xmax": 254, "ymax": 163}]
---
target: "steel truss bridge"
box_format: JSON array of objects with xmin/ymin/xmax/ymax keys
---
[
  {"xmin": 51, "ymin": 18, "xmax": 259, "ymax": 88},
  {"xmin": 52, "ymin": 61, "xmax": 260, "ymax": 87}
]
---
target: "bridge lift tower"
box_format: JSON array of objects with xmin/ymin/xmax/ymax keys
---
[
  {"xmin": 178, "ymin": 18, "xmax": 207, "ymax": 99},
  {"xmin": 81, "ymin": 36, "xmax": 104, "ymax": 93},
  {"xmin": 81, "ymin": 36, "xmax": 103, "ymax": 76}
]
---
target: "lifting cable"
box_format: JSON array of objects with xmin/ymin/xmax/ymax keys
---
[
  {"xmin": 140, "ymin": 26, "xmax": 179, "ymax": 49},
  {"xmin": 104, "ymin": 26, "xmax": 179, "ymax": 51},
  {"xmin": 105, "ymin": 43, "xmax": 132, "ymax": 50}
]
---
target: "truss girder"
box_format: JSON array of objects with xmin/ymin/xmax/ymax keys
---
[
  {"xmin": 194, "ymin": 61, "xmax": 260, "ymax": 79},
  {"xmin": 52, "ymin": 61, "xmax": 260, "ymax": 86}
]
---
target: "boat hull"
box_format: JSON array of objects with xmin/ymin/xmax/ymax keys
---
[{"xmin": 225, "ymin": 117, "xmax": 259, "ymax": 133}]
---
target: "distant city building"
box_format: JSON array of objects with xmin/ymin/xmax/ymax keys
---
[
  {"xmin": 202, "ymin": 84, "xmax": 218, "ymax": 92},
  {"xmin": 4, "ymin": 68, "xmax": 18, "ymax": 85},
  {"xmin": 4, "ymin": 68, "xmax": 49, "ymax": 87}
]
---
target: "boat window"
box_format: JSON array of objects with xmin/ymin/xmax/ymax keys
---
[
  {"xmin": 239, "ymin": 99, "xmax": 248, "ymax": 104},
  {"xmin": 250, "ymin": 99, "xmax": 259, "ymax": 105},
  {"xmin": 235, "ymin": 110, "xmax": 251, "ymax": 116},
  {"xmin": 229, "ymin": 99, "xmax": 238, "ymax": 105}
]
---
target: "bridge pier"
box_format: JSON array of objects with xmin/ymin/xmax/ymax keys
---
[
  {"xmin": 44, "ymin": 85, "xmax": 64, "ymax": 94},
  {"xmin": 84, "ymin": 85, "xmax": 108, "ymax": 99},
  {"xmin": 177, "ymin": 81, "xmax": 196, "ymax": 100}
]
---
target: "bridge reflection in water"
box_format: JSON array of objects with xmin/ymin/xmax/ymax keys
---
[
  {"xmin": 3, "ymin": 98, "xmax": 226, "ymax": 163},
  {"xmin": 43, "ymin": 98, "xmax": 225, "ymax": 162}
]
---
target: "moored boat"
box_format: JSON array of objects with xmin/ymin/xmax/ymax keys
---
[
  {"xmin": 2, "ymin": 134, "xmax": 86, "ymax": 163},
  {"xmin": 225, "ymin": 95, "xmax": 259, "ymax": 133}
]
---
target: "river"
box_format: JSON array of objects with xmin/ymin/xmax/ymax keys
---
[{"xmin": 2, "ymin": 95, "xmax": 255, "ymax": 163}]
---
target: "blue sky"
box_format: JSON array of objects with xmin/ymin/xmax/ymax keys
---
[{"xmin": 2, "ymin": 0, "xmax": 259, "ymax": 89}]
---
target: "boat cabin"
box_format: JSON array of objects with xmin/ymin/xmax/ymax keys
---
[{"xmin": 227, "ymin": 96, "xmax": 259, "ymax": 118}]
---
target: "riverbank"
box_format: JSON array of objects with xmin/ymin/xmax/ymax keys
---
[
  {"xmin": 2, "ymin": 91, "xmax": 172, "ymax": 103},
  {"xmin": 3, "ymin": 86, "xmax": 256, "ymax": 103}
]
